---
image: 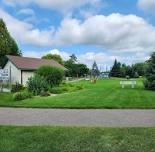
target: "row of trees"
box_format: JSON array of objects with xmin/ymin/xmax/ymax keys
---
[
  {"xmin": 110, "ymin": 59, "xmax": 148, "ymax": 78},
  {"xmin": 110, "ymin": 53, "xmax": 155, "ymax": 90},
  {"xmin": 42, "ymin": 53, "xmax": 89, "ymax": 78}
]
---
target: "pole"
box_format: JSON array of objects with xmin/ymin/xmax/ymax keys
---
[{"xmin": 9, "ymin": 66, "xmax": 11, "ymax": 91}]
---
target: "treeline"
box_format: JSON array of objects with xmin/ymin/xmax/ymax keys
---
[
  {"xmin": 42, "ymin": 54, "xmax": 89, "ymax": 78},
  {"xmin": 110, "ymin": 59, "xmax": 148, "ymax": 78}
]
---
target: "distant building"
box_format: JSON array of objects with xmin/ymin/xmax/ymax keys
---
[
  {"xmin": 3, "ymin": 55, "xmax": 66, "ymax": 86},
  {"xmin": 100, "ymin": 72, "xmax": 110, "ymax": 78}
]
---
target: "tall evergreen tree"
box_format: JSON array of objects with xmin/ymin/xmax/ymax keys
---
[
  {"xmin": 110, "ymin": 59, "xmax": 121, "ymax": 77},
  {"xmin": 91, "ymin": 61, "xmax": 100, "ymax": 78},
  {"xmin": 0, "ymin": 19, "xmax": 21, "ymax": 67},
  {"xmin": 144, "ymin": 52, "xmax": 155, "ymax": 90}
]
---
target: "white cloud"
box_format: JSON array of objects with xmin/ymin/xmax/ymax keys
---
[
  {"xmin": 18, "ymin": 8, "xmax": 35, "ymax": 16},
  {"xmin": 138, "ymin": 0, "xmax": 155, "ymax": 12},
  {"xmin": 49, "ymin": 49, "xmax": 70, "ymax": 61},
  {"xmin": 0, "ymin": 9, "xmax": 54, "ymax": 46},
  {"xmin": 78, "ymin": 52, "xmax": 117, "ymax": 68},
  {"xmin": 55, "ymin": 13, "xmax": 155, "ymax": 53},
  {"xmin": 23, "ymin": 49, "xmax": 70, "ymax": 61},
  {"xmin": 18, "ymin": 8, "xmax": 37, "ymax": 24},
  {"xmin": 78, "ymin": 52, "xmax": 114, "ymax": 62},
  {"xmin": 3, "ymin": 0, "xmax": 102, "ymax": 13},
  {"xmin": 1, "ymin": 9, "xmax": 155, "ymax": 54},
  {"xmin": 23, "ymin": 50, "xmax": 42, "ymax": 58}
]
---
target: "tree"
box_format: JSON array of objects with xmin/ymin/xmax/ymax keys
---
[
  {"xmin": 64, "ymin": 55, "xmax": 89, "ymax": 78},
  {"xmin": 91, "ymin": 61, "xmax": 100, "ymax": 78},
  {"xmin": 0, "ymin": 19, "xmax": 21, "ymax": 67},
  {"xmin": 69, "ymin": 54, "xmax": 77, "ymax": 63},
  {"xmin": 64, "ymin": 54, "xmax": 78, "ymax": 77},
  {"xmin": 120, "ymin": 64, "xmax": 126, "ymax": 77},
  {"xmin": 110, "ymin": 59, "xmax": 121, "ymax": 77},
  {"xmin": 144, "ymin": 52, "xmax": 155, "ymax": 90},
  {"xmin": 77, "ymin": 64, "xmax": 89, "ymax": 77},
  {"xmin": 42, "ymin": 54, "xmax": 64, "ymax": 65},
  {"xmin": 64, "ymin": 60, "xmax": 78, "ymax": 77},
  {"xmin": 132, "ymin": 63, "xmax": 146, "ymax": 76}
]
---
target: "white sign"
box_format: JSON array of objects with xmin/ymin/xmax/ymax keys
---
[{"xmin": 0, "ymin": 69, "xmax": 9, "ymax": 81}]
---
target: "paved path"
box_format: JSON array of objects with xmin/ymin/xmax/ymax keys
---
[{"xmin": 0, "ymin": 108, "xmax": 155, "ymax": 127}]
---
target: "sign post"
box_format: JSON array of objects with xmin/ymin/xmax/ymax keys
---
[{"xmin": 0, "ymin": 69, "xmax": 9, "ymax": 92}]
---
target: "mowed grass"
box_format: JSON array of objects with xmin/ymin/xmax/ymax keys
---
[
  {"xmin": 0, "ymin": 126, "xmax": 155, "ymax": 152},
  {"xmin": 0, "ymin": 78, "xmax": 155, "ymax": 108}
]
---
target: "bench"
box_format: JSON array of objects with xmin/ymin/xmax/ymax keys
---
[{"xmin": 120, "ymin": 80, "xmax": 136, "ymax": 88}]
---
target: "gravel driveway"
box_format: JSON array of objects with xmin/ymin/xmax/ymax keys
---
[{"xmin": 0, "ymin": 108, "xmax": 155, "ymax": 127}]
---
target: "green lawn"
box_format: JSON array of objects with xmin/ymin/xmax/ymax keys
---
[
  {"xmin": 0, "ymin": 126, "xmax": 154, "ymax": 152},
  {"xmin": 0, "ymin": 78, "xmax": 155, "ymax": 108}
]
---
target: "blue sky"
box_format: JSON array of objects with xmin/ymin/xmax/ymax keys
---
[{"xmin": 0, "ymin": 0, "xmax": 155, "ymax": 70}]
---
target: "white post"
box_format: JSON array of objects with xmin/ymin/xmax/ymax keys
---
[
  {"xmin": 132, "ymin": 84, "xmax": 134, "ymax": 88},
  {"xmin": 122, "ymin": 84, "xmax": 124, "ymax": 88}
]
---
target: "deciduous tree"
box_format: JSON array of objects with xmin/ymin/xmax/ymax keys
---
[
  {"xmin": 0, "ymin": 19, "xmax": 21, "ymax": 67},
  {"xmin": 42, "ymin": 54, "xmax": 64, "ymax": 65}
]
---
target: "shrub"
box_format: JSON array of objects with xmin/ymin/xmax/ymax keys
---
[
  {"xmin": 76, "ymin": 85, "xmax": 83, "ymax": 90},
  {"xmin": 61, "ymin": 87, "xmax": 69, "ymax": 92},
  {"xmin": 40, "ymin": 91, "xmax": 50, "ymax": 97},
  {"xmin": 62, "ymin": 82, "xmax": 66, "ymax": 85},
  {"xmin": 13, "ymin": 91, "xmax": 32, "ymax": 101},
  {"xmin": 49, "ymin": 87, "xmax": 63, "ymax": 94},
  {"xmin": 11, "ymin": 82, "xmax": 24, "ymax": 93},
  {"xmin": 27, "ymin": 75, "xmax": 49, "ymax": 95},
  {"xmin": 36, "ymin": 65, "xmax": 64, "ymax": 87},
  {"xmin": 144, "ymin": 52, "xmax": 155, "ymax": 90},
  {"xmin": 50, "ymin": 83, "xmax": 83, "ymax": 94},
  {"xmin": 144, "ymin": 79, "xmax": 155, "ymax": 90},
  {"xmin": 68, "ymin": 83, "xmax": 74, "ymax": 87}
]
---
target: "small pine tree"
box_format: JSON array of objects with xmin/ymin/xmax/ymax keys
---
[
  {"xmin": 144, "ymin": 52, "xmax": 155, "ymax": 90},
  {"xmin": 0, "ymin": 19, "xmax": 21, "ymax": 67}
]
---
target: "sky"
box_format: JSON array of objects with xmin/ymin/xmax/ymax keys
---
[{"xmin": 0, "ymin": 0, "xmax": 155, "ymax": 70}]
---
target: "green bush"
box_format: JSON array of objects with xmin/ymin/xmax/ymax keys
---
[
  {"xmin": 11, "ymin": 82, "xmax": 24, "ymax": 93},
  {"xmin": 27, "ymin": 75, "xmax": 49, "ymax": 95},
  {"xmin": 76, "ymin": 85, "xmax": 83, "ymax": 90},
  {"xmin": 68, "ymin": 83, "xmax": 74, "ymax": 87},
  {"xmin": 13, "ymin": 91, "xmax": 32, "ymax": 101},
  {"xmin": 49, "ymin": 87, "xmax": 63, "ymax": 94},
  {"xmin": 61, "ymin": 82, "xmax": 66, "ymax": 85},
  {"xmin": 50, "ymin": 83, "xmax": 83, "ymax": 94},
  {"xmin": 61, "ymin": 87, "xmax": 69, "ymax": 92},
  {"xmin": 36, "ymin": 65, "xmax": 64, "ymax": 87}
]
